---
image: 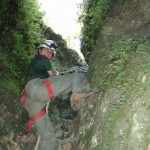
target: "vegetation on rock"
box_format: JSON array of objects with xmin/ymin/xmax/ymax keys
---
[{"xmin": 79, "ymin": 0, "xmax": 111, "ymax": 62}]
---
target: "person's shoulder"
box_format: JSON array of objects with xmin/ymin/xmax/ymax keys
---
[
  {"xmin": 38, "ymin": 55, "xmax": 50, "ymax": 64},
  {"xmin": 37, "ymin": 55, "xmax": 48, "ymax": 60}
]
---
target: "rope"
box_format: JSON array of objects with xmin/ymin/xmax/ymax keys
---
[{"xmin": 34, "ymin": 101, "xmax": 50, "ymax": 150}]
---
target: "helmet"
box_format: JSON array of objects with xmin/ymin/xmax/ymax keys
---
[{"xmin": 38, "ymin": 40, "xmax": 57, "ymax": 57}]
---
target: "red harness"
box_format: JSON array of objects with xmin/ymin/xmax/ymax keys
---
[{"xmin": 20, "ymin": 79, "xmax": 54, "ymax": 131}]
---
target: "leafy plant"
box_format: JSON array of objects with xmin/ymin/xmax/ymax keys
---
[
  {"xmin": 79, "ymin": 0, "xmax": 111, "ymax": 62},
  {"xmin": 0, "ymin": 0, "xmax": 45, "ymax": 89}
]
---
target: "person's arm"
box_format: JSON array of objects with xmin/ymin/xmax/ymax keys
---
[{"xmin": 47, "ymin": 70, "xmax": 59, "ymax": 76}]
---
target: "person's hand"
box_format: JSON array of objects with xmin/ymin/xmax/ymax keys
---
[
  {"xmin": 55, "ymin": 71, "xmax": 59, "ymax": 76},
  {"xmin": 47, "ymin": 70, "xmax": 57, "ymax": 76}
]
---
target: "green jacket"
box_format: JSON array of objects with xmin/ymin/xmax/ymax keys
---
[{"xmin": 25, "ymin": 55, "xmax": 52, "ymax": 82}]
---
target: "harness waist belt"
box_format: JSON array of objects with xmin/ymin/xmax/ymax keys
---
[
  {"xmin": 20, "ymin": 79, "xmax": 54, "ymax": 105},
  {"xmin": 20, "ymin": 79, "xmax": 54, "ymax": 131}
]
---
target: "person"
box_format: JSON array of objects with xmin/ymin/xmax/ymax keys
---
[{"xmin": 21, "ymin": 40, "xmax": 95, "ymax": 150}]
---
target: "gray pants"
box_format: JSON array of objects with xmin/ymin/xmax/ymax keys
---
[{"xmin": 24, "ymin": 72, "xmax": 90, "ymax": 150}]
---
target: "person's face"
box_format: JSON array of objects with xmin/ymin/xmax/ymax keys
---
[{"xmin": 46, "ymin": 48, "xmax": 53, "ymax": 59}]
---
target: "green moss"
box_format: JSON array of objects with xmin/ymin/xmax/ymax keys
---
[
  {"xmin": 83, "ymin": 127, "xmax": 95, "ymax": 149},
  {"xmin": 79, "ymin": 0, "xmax": 111, "ymax": 62},
  {"xmin": 90, "ymin": 37, "xmax": 150, "ymax": 90},
  {"xmin": 89, "ymin": 37, "xmax": 150, "ymax": 149}
]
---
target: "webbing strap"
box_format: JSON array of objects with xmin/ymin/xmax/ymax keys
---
[
  {"xmin": 42, "ymin": 79, "xmax": 54, "ymax": 100},
  {"xmin": 20, "ymin": 79, "xmax": 54, "ymax": 131},
  {"xmin": 20, "ymin": 88, "xmax": 26, "ymax": 105},
  {"xmin": 20, "ymin": 79, "xmax": 54, "ymax": 105},
  {"xmin": 25, "ymin": 107, "xmax": 46, "ymax": 131}
]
